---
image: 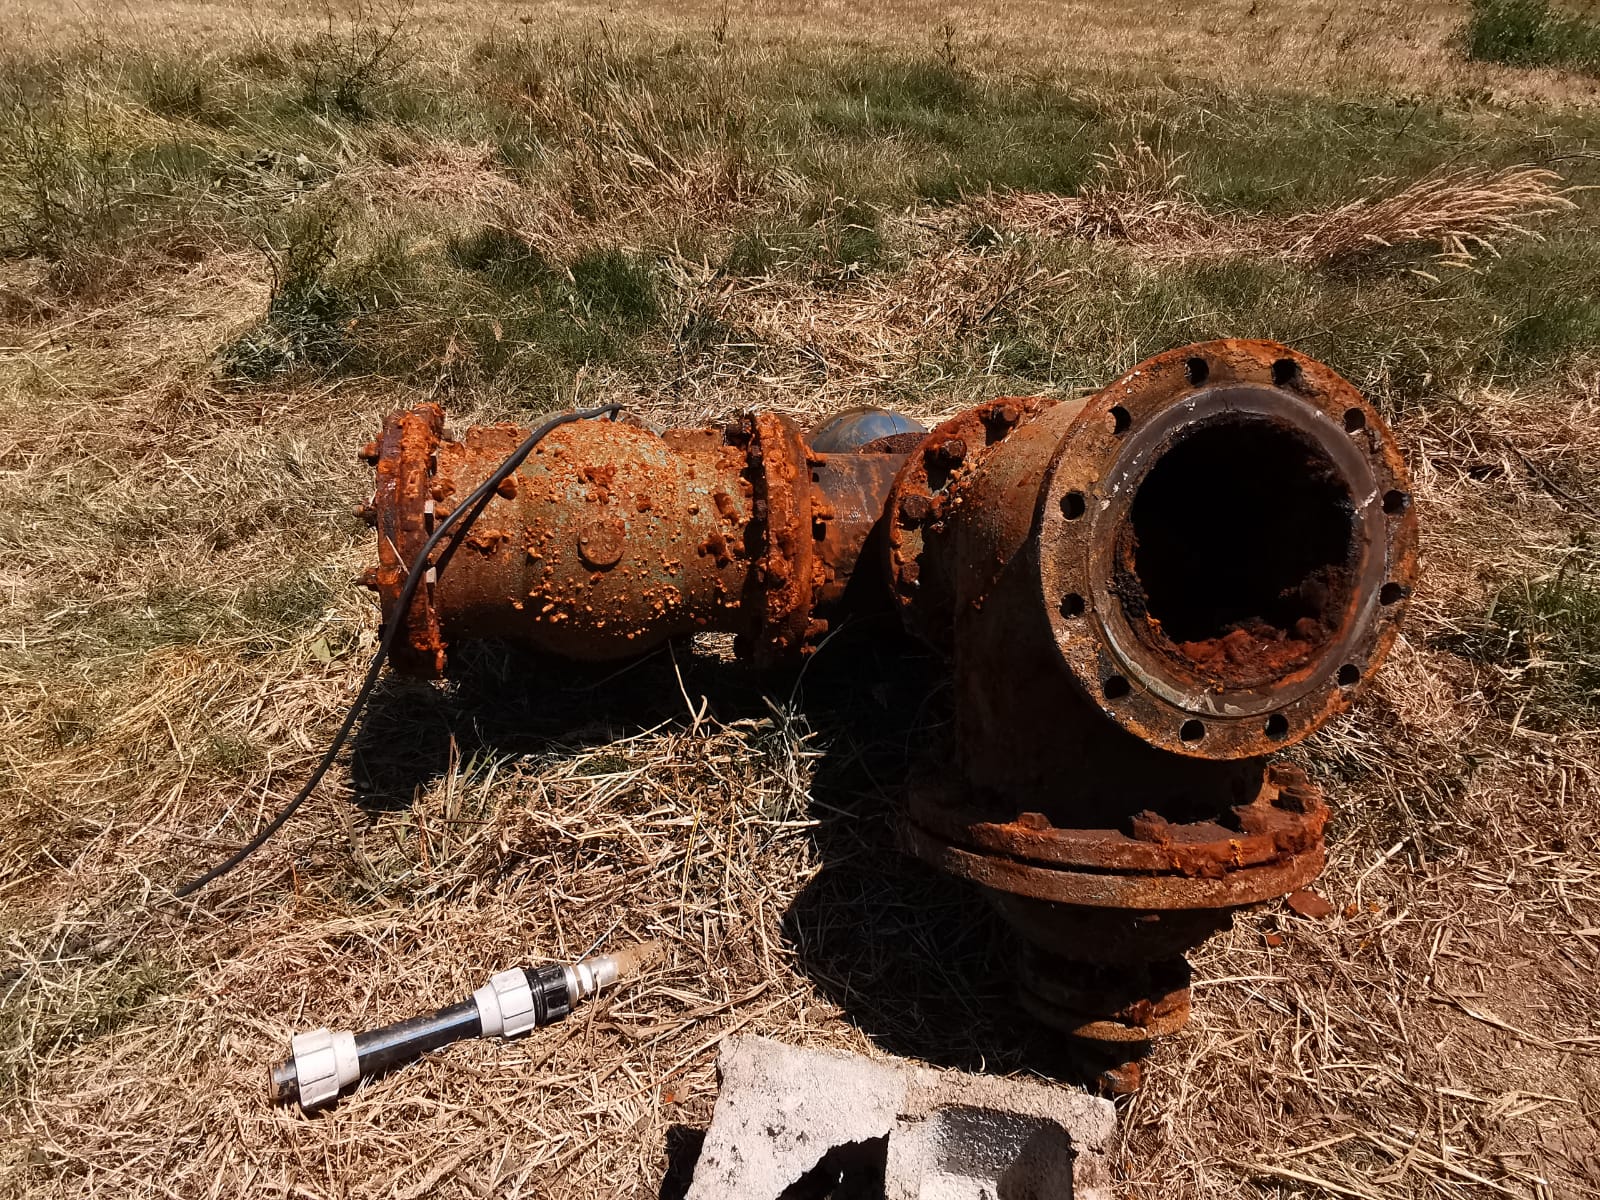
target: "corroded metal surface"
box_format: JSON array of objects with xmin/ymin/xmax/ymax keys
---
[
  {"xmin": 363, "ymin": 405, "xmax": 909, "ymax": 674},
  {"xmin": 358, "ymin": 339, "xmax": 1418, "ymax": 1070},
  {"xmin": 883, "ymin": 339, "xmax": 1417, "ymax": 1057},
  {"xmin": 883, "ymin": 395, "xmax": 1058, "ymax": 649},
  {"xmin": 1035, "ymin": 339, "xmax": 1418, "ymax": 760},
  {"xmin": 737, "ymin": 412, "xmax": 821, "ymax": 664},
  {"xmin": 809, "ymin": 452, "xmax": 906, "ymax": 610},
  {"xmin": 367, "ymin": 404, "xmax": 448, "ymax": 675},
  {"xmin": 905, "ymin": 764, "xmax": 1327, "ymax": 896}
]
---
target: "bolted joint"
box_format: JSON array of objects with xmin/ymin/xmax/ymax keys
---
[{"xmin": 890, "ymin": 339, "xmax": 1416, "ymax": 1062}]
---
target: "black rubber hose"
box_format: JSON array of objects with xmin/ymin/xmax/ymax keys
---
[
  {"xmin": 266, "ymin": 1001, "xmax": 482, "ymax": 1106},
  {"xmin": 351, "ymin": 1000, "xmax": 483, "ymax": 1077},
  {"xmin": 173, "ymin": 402, "xmax": 622, "ymax": 899}
]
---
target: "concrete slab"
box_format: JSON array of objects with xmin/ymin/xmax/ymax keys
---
[{"xmin": 683, "ymin": 1036, "xmax": 1116, "ymax": 1200}]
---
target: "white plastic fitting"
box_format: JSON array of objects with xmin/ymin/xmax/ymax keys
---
[
  {"xmin": 473, "ymin": 968, "xmax": 538, "ymax": 1038},
  {"xmin": 291, "ymin": 1027, "xmax": 360, "ymax": 1109}
]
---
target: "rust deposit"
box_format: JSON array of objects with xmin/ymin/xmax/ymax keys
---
[{"xmin": 359, "ymin": 339, "xmax": 1418, "ymax": 1082}]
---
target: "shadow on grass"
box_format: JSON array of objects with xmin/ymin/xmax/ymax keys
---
[{"xmin": 349, "ymin": 616, "xmax": 1105, "ymax": 1092}]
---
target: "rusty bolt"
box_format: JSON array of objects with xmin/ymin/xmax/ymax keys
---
[
  {"xmin": 928, "ymin": 437, "xmax": 967, "ymax": 469},
  {"xmin": 577, "ymin": 518, "xmax": 626, "ymax": 570},
  {"xmin": 358, "ymin": 441, "xmax": 380, "ymax": 465},
  {"xmin": 1267, "ymin": 763, "xmax": 1320, "ymax": 811},
  {"xmin": 355, "ymin": 502, "xmax": 377, "ymax": 526},
  {"xmin": 1267, "ymin": 762, "xmax": 1309, "ymax": 790},
  {"xmin": 356, "ymin": 567, "xmax": 381, "ymax": 591},
  {"xmin": 1100, "ymin": 1061, "xmax": 1142, "ymax": 1096},
  {"xmin": 899, "ymin": 494, "xmax": 933, "ymax": 526},
  {"xmin": 1015, "ymin": 811, "xmax": 1051, "ymax": 831},
  {"xmin": 1274, "ymin": 780, "xmax": 1322, "ymax": 814},
  {"xmin": 1129, "ymin": 811, "xmax": 1171, "ymax": 842}
]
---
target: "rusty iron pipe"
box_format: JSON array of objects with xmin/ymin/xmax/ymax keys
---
[
  {"xmin": 358, "ymin": 339, "xmax": 1417, "ymax": 1078},
  {"xmin": 360, "ymin": 404, "xmax": 910, "ymax": 673},
  {"xmin": 884, "ymin": 339, "xmax": 1417, "ymax": 1069}
]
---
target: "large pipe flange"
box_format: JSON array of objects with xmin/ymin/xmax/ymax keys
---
[
  {"xmin": 882, "ymin": 395, "xmax": 1058, "ymax": 649},
  {"xmin": 1036, "ymin": 339, "xmax": 1419, "ymax": 759}
]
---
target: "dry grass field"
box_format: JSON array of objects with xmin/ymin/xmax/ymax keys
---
[{"xmin": 2, "ymin": 1, "xmax": 1599, "ymax": 1197}]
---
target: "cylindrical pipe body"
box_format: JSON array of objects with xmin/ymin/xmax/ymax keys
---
[
  {"xmin": 364, "ymin": 405, "xmax": 907, "ymax": 673},
  {"xmin": 429, "ymin": 420, "xmax": 758, "ymax": 659}
]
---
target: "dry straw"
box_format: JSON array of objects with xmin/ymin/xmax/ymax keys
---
[
  {"xmin": 4, "ymin": 12, "xmax": 1599, "ymax": 1200},
  {"xmin": 968, "ymin": 158, "xmax": 1577, "ymax": 268},
  {"xmin": 1281, "ymin": 165, "xmax": 1578, "ymax": 266}
]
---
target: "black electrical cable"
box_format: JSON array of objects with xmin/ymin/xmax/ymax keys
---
[{"xmin": 173, "ymin": 402, "xmax": 623, "ymax": 899}]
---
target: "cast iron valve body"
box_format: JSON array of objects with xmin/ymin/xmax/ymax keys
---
[
  {"xmin": 357, "ymin": 339, "xmax": 1417, "ymax": 1060},
  {"xmin": 884, "ymin": 340, "xmax": 1417, "ymax": 1052}
]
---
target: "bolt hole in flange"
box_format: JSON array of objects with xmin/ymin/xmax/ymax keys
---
[
  {"xmin": 1061, "ymin": 592, "xmax": 1086, "ymax": 617},
  {"xmin": 1111, "ymin": 406, "xmax": 1132, "ymax": 435},
  {"xmin": 1103, "ymin": 674, "xmax": 1131, "ymax": 699},
  {"xmin": 1336, "ymin": 663, "xmax": 1361, "ymax": 686},
  {"xmin": 1272, "ymin": 358, "xmax": 1300, "ymax": 386},
  {"xmin": 1186, "ymin": 357, "xmax": 1209, "ymax": 386},
  {"xmin": 1264, "ymin": 713, "xmax": 1289, "ymax": 740},
  {"xmin": 1380, "ymin": 581, "xmax": 1407, "ymax": 605},
  {"xmin": 1383, "ymin": 489, "xmax": 1411, "ymax": 515},
  {"xmin": 1061, "ymin": 491, "xmax": 1087, "ymax": 520},
  {"xmin": 1343, "ymin": 407, "xmax": 1366, "ymax": 433},
  {"xmin": 1119, "ymin": 414, "xmax": 1359, "ymax": 691},
  {"xmin": 1180, "ymin": 718, "xmax": 1206, "ymax": 742}
]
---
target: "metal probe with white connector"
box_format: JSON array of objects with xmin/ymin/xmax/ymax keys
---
[{"xmin": 269, "ymin": 941, "xmax": 658, "ymax": 1110}]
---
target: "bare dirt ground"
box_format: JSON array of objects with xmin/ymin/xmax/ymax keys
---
[{"xmin": 1, "ymin": 2, "xmax": 1598, "ymax": 1198}]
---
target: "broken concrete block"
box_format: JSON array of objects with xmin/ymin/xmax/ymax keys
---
[
  {"xmin": 683, "ymin": 1036, "xmax": 1116, "ymax": 1200},
  {"xmin": 892, "ymin": 1066, "xmax": 1115, "ymax": 1200}
]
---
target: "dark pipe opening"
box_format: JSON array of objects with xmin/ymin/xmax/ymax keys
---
[{"xmin": 1119, "ymin": 415, "xmax": 1358, "ymax": 689}]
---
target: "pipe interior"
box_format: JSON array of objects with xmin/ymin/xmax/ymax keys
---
[{"xmin": 1119, "ymin": 414, "xmax": 1359, "ymax": 689}]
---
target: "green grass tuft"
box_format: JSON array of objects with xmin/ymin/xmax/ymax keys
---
[
  {"xmin": 1466, "ymin": 0, "xmax": 1600, "ymax": 74},
  {"xmin": 222, "ymin": 200, "xmax": 353, "ymax": 378},
  {"xmin": 1477, "ymin": 549, "xmax": 1600, "ymax": 725},
  {"xmin": 568, "ymin": 246, "xmax": 659, "ymax": 324},
  {"xmin": 447, "ymin": 225, "xmax": 554, "ymax": 288}
]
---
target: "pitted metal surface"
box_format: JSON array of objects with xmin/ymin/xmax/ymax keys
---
[
  {"xmin": 358, "ymin": 339, "xmax": 1417, "ymax": 1073},
  {"xmin": 1035, "ymin": 340, "xmax": 1417, "ymax": 759}
]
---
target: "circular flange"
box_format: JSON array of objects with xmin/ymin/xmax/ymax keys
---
[
  {"xmin": 903, "ymin": 821, "xmax": 1325, "ymax": 909},
  {"xmin": 1017, "ymin": 954, "xmax": 1193, "ymax": 1043},
  {"xmin": 1035, "ymin": 339, "xmax": 1419, "ymax": 760},
  {"xmin": 907, "ymin": 769, "xmax": 1326, "ymax": 878},
  {"xmin": 743, "ymin": 412, "xmax": 821, "ymax": 664},
  {"xmin": 884, "ymin": 396, "xmax": 1056, "ymax": 649},
  {"xmin": 370, "ymin": 403, "xmax": 448, "ymax": 676}
]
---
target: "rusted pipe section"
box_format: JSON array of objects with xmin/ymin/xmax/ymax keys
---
[
  {"xmin": 356, "ymin": 339, "xmax": 1417, "ymax": 1077},
  {"xmin": 358, "ymin": 404, "xmax": 913, "ymax": 673},
  {"xmin": 886, "ymin": 339, "xmax": 1417, "ymax": 1072}
]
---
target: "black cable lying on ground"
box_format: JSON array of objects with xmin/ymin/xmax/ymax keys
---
[{"xmin": 173, "ymin": 402, "xmax": 623, "ymax": 899}]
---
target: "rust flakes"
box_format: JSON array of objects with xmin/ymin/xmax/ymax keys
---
[
  {"xmin": 1286, "ymin": 889, "xmax": 1335, "ymax": 919},
  {"xmin": 465, "ymin": 527, "xmax": 510, "ymax": 554}
]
